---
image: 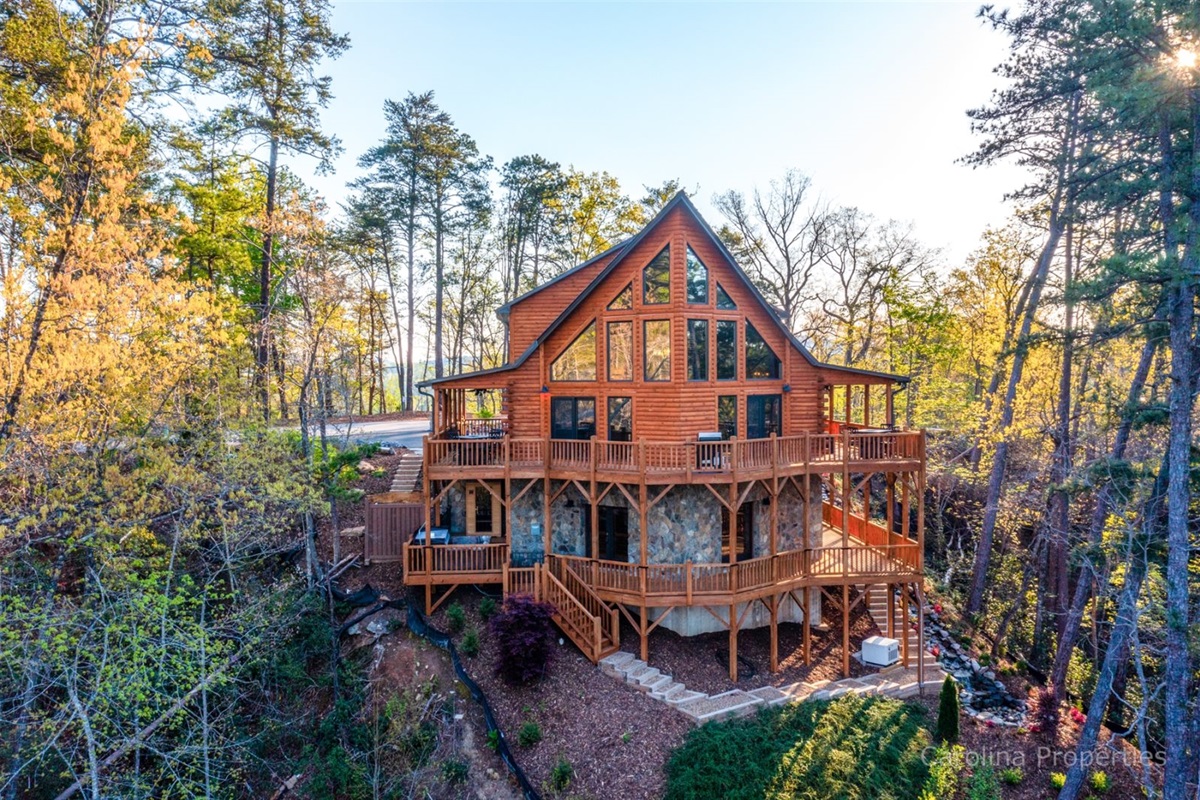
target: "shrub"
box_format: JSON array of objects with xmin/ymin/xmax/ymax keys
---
[
  {"xmin": 550, "ymin": 758, "xmax": 573, "ymax": 792},
  {"xmin": 1090, "ymin": 770, "xmax": 1111, "ymax": 793},
  {"xmin": 667, "ymin": 696, "xmax": 934, "ymax": 800},
  {"xmin": 441, "ymin": 759, "xmax": 469, "ymax": 785},
  {"xmin": 517, "ymin": 721, "xmax": 542, "ymax": 748},
  {"xmin": 1032, "ymin": 687, "xmax": 1060, "ymax": 735},
  {"xmin": 967, "ymin": 763, "xmax": 1000, "ymax": 800},
  {"xmin": 920, "ymin": 743, "xmax": 964, "ymax": 800},
  {"xmin": 479, "ymin": 596, "xmax": 497, "ymax": 620},
  {"xmin": 1050, "ymin": 772, "xmax": 1067, "ymax": 790},
  {"xmin": 490, "ymin": 595, "xmax": 557, "ymax": 685},
  {"xmin": 446, "ymin": 601, "xmax": 466, "ymax": 633},
  {"xmin": 460, "ymin": 628, "xmax": 480, "ymax": 657},
  {"xmin": 998, "ymin": 766, "xmax": 1024, "ymax": 785},
  {"xmin": 485, "ymin": 729, "xmax": 499, "ymax": 751},
  {"xmin": 936, "ymin": 675, "xmax": 960, "ymax": 743}
]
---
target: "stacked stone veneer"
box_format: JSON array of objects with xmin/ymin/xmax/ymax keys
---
[{"xmin": 446, "ymin": 475, "xmax": 826, "ymax": 634}]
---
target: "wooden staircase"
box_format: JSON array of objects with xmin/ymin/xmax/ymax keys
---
[
  {"xmin": 506, "ymin": 557, "xmax": 620, "ymax": 663},
  {"xmin": 390, "ymin": 450, "xmax": 424, "ymax": 495}
]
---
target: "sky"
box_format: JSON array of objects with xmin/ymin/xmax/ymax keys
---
[{"xmin": 299, "ymin": 1, "xmax": 1029, "ymax": 266}]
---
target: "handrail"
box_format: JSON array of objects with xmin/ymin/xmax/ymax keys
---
[
  {"xmin": 542, "ymin": 566, "xmax": 602, "ymax": 658},
  {"xmin": 426, "ymin": 430, "xmax": 925, "ymax": 478}
]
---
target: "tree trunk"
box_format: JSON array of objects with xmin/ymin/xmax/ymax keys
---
[
  {"xmin": 1047, "ymin": 222, "xmax": 1075, "ymax": 642},
  {"xmin": 257, "ymin": 135, "xmax": 280, "ymax": 422}
]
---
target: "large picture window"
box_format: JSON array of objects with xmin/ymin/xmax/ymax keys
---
[
  {"xmin": 551, "ymin": 322, "xmax": 596, "ymax": 381},
  {"xmin": 607, "ymin": 397, "xmax": 632, "ymax": 441},
  {"xmin": 716, "ymin": 320, "xmax": 737, "ymax": 380},
  {"xmin": 687, "ymin": 319, "xmax": 709, "ymax": 381},
  {"xmin": 718, "ymin": 395, "xmax": 737, "ymax": 440},
  {"xmin": 686, "ymin": 246, "xmax": 709, "ymax": 304},
  {"xmin": 607, "ymin": 321, "xmax": 633, "ymax": 381},
  {"xmin": 551, "ymin": 397, "xmax": 596, "ymax": 440},
  {"xmin": 745, "ymin": 322, "xmax": 781, "ymax": 379},
  {"xmin": 642, "ymin": 246, "xmax": 671, "ymax": 305},
  {"xmin": 643, "ymin": 320, "xmax": 671, "ymax": 381},
  {"xmin": 747, "ymin": 394, "xmax": 782, "ymax": 439}
]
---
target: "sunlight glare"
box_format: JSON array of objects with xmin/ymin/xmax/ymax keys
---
[{"xmin": 1176, "ymin": 49, "xmax": 1197, "ymax": 69}]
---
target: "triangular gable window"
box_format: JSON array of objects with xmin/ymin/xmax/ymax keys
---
[
  {"xmin": 745, "ymin": 322, "xmax": 781, "ymax": 379},
  {"xmin": 551, "ymin": 322, "xmax": 597, "ymax": 381},
  {"xmin": 608, "ymin": 283, "xmax": 632, "ymax": 310},
  {"xmin": 642, "ymin": 246, "xmax": 671, "ymax": 305},
  {"xmin": 716, "ymin": 283, "xmax": 736, "ymax": 310},
  {"xmin": 686, "ymin": 247, "xmax": 709, "ymax": 304}
]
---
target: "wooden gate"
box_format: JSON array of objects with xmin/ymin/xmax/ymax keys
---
[{"xmin": 364, "ymin": 500, "xmax": 425, "ymax": 564}]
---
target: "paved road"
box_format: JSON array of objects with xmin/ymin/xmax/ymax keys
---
[{"xmin": 325, "ymin": 416, "xmax": 432, "ymax": 451}]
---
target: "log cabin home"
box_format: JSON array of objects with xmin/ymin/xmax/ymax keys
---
[{"xmin": 400, "ymin": 192, "xmax": 927, "ymax": 682}]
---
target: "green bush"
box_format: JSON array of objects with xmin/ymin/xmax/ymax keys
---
[
  {"xmin": 936, "ymin": 675, "xmax": 960, "ymax": 743},
  {"xmin": 441, "ymin": 759, "xmax": 469, "ymax": 785},
  {"xmin": 485, "ymin": 729, "xmax": 499, "ymax": 751},
  {"xmin": 998, "ymin": 766, "xmax": 1023, "ymax": 785},
  {"xmin": 550, "ymin": 758, "xmax": 573, "ymax": 792},
  {"xmin": 1090, "ymin": 770, "xmax": 1111, "ymax": 793},
  {"xmin": 446, "ymin": 601, "xmax": 466, "ymax": 633},
  {"xmin": 479, "ymin": 596, "xmax": 498, "ymax": 620},
  {"xmin": 967, "ymin": 763, "xmax": 1000, "ymax": 800},
  {"xmin": 517, "ymin": 720, "xmax": 543, "ymax": 748},
  {"xmin": 666, "ymin": 695, "xmax": 933, "ymax": 800},
  {"xmin": 1050, "ymin": 771, "xmax": 1067, "ymax": 789},
  {"xmin": 460, "ymin": 628, "xmax": 480, "ymax": 657},
  {"xmin": 920, "ymin": 743, "xmax": 964, "ymax": 800}
]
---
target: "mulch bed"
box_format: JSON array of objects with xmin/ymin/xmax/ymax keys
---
[
  {"xmin": 910, "ymin": 692, "xmax": 1152, "ymax": 799},
  {"xmin": 427, "ymin": 590, "xmax": 694, "ymax": 800}
]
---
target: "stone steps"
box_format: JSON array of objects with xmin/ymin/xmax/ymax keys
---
[
  {"xmin": 675, "ymin": 690, "xmax": 765, "ymax": 724},
  {"xmin": 390, "ymin": 451, "xmax": 424, "ymax": 494}
]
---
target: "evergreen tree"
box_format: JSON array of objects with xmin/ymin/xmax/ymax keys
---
[{"xmin": 936, "ymin": 675, "xmax": 960, "ymax": 744}]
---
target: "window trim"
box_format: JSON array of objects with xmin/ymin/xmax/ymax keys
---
[{"xmin": 716, "ymin": 319, "xmax": 738, "ymax": 381}]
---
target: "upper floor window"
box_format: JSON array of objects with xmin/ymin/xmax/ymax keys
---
[
  {"xmin": 716, "ymin": 283, "xmax": 737, "ymax": 310},
  {"xmin": 607, "ymin": 321, "xmax": 633, "ymax": 381},
  {"xmin": 642, "ymin": 246, "xmax": 671, "ymax": 305},
  {"xmin": 687, "ymin": 319, "xmax": 709, "ymax": 381},
  {"xmin": 716, "ymin": 320, "xmax": 737, "ymax": 380},
  {"xmin": 608, "ymin": 283, "xmax": 632, "ymax": 310},
  {"xmin": 686, "ymin": 247, "xmax": 709, "ymax": 304},
  {"xmin": 551, "ymin": 322, "xmax": 597, "ymax": 381},
  {"xmin": 644, "ymin": 320, "xmax": 671, "ymax": 381},
  {"xmin": 745, "ymin": 322, "xmax": 781, "ymax": 379}
]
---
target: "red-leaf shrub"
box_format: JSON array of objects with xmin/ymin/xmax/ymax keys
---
[
  {"xmin": 490, "ymin": 594, "xmax": 557, "ymax": 685},
  {"xmin": 1032, "ymin": 687, "xmax": 1060, "ymax": 736}
]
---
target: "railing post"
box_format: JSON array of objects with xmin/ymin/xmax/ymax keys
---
[{"xmin": 686, "ymin": 560, "xmax": 693, "ymax": 605}]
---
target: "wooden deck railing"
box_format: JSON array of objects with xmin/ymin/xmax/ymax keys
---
[
  {"xmin": 425, "ymin": 429, "xmax": 924, "ymax": 480},
  {"xmin": 403, "ymin": 542, "xmax": 508, "ymax": 584}
]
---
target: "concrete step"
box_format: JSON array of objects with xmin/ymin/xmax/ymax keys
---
[
  {"xmin": 598, "ymin": 651, "xmax": 636, "ymax": 678},
  {"xmin": 650, "ymin": 681, "xmax": 685, "ymax": 701},
  {"xmin": 640, "ymin": 674, "xmax": 674, "ymax": 693},
  {"xmin": 748, "ymin": 686, "xmax": 790, "ymax": 707},
  {"xmin": 626, "ymin": 666, "xmax": 661, "ymax": 687},
  {"xmin": 675, "ymin": 690, "xmax": 764, "ymax": 724},
  {"xmin": 664, "ymin": 689, "xmax": 707, "ymax": 707}
]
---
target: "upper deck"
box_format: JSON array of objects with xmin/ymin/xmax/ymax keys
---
[{"xmin": 424, "ymin": 426, "xmax": 925, "ymax": 485}]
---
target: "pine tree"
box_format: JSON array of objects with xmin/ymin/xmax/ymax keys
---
[{"xmin": 936, "ymin": 675, "xmax": 960, "ymax": 744}]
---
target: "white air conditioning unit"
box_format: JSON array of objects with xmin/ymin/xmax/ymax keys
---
[{"xmin": 862, "ymin": 635, "xmax": 900, "ymax": 667}]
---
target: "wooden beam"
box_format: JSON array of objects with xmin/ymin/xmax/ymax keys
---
[
  {"xmin": 842, "ymin": 583, "xmax": 850, "ymax": 678},
  {"xmin": 729, "ymin": 603, "xmax": 739, "ymax": 682}
]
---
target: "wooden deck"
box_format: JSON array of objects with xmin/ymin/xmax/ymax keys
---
[
  {"xmin": 402, "ymin": 514, "xmax": 920, "ymax": 602},
  {"xmin": 423, "ymin": 429, "xmax": 923, "ymax": 484}
]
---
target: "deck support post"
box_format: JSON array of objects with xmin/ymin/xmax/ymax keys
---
[
  {"xmin": 887, "ymin": 583, "xmax": 895, "ymax": 637},
  {"xmin": 639, "ymin": 604, "xmax": 648, "ymax": 662},
  {"xmin": 900, "ymin": 582, "xmax": 911, "ymax": 667},
  {"xmin": 769, "ymin": 594, "xmax": 779, "ymax": 673},
  {"xmin": 803, "ymin": 586, "xmax": 812, "ymax": 665},
  {"xmin": 916, "ymin": 582, "xmax": 926, "ymax": 693},
  {"xmin": 729, "ymin": 603, "xmax": 739, "ymax": 682},
  {"xmin": 842, "ymin": 583, "xmax": 850, "ymax": 678}
]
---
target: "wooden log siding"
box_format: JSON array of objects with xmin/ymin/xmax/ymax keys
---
[{"xmin": 364, "ymin": 501, "xmax": 425, "ymax": 564}]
